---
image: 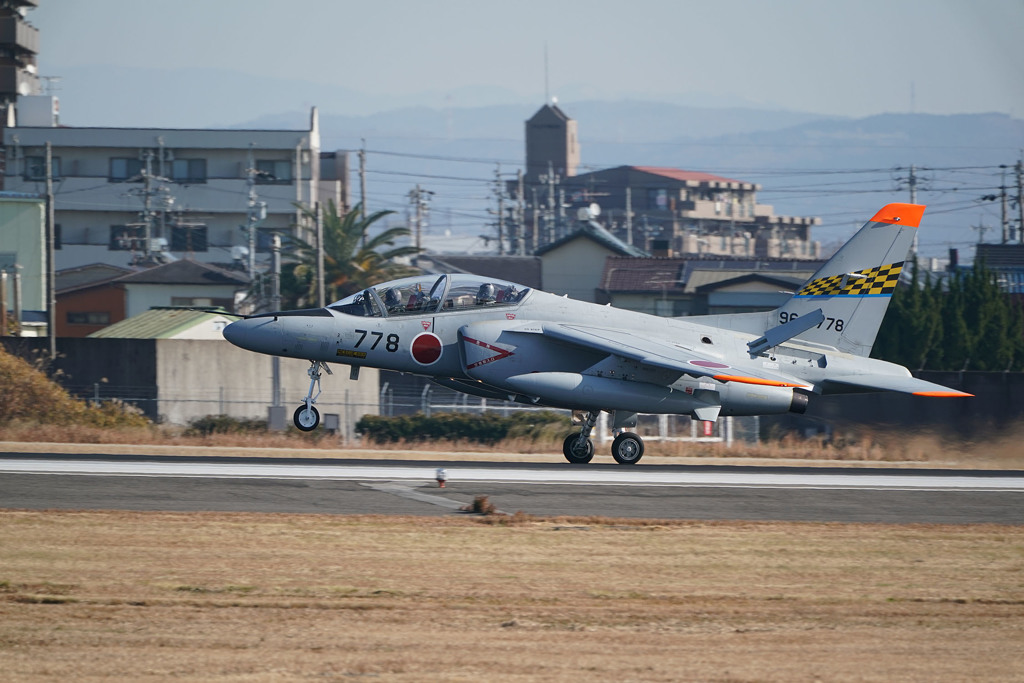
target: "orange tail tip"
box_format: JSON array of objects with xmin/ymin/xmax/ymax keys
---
[
  {"xmin": 913, "ymin": 390, "xmax": 974, "ymax": 398},
  {"xmin": 870, "ymin": 203, "xmax": 926, "ymax": 228}
]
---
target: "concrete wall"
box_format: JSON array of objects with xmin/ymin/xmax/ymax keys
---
[{"xmin": 154, "ymin": 339, "xmax": 380, "ymax": 439}]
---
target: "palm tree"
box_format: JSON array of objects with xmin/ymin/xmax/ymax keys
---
[{"xmin": 282, "ymin": 201, "xmax": 420, "ymax": 309}]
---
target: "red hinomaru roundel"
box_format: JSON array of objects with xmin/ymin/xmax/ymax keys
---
[{"xmin": 411, "ymin": 332, "xmax": 443, "ymax": 365}]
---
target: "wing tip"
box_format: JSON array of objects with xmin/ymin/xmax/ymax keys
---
[
  {"xmin": 870, "ymin": 203, "xmax": 926, "ymax": 228},
  {"xmin": 912, "ymin": 390, "xmax": 974, "ymax": 398}
]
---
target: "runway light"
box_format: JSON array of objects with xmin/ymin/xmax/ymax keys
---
[{"xmin": 435, "ymin": 468, "xmax": 447, "ymax": 488}]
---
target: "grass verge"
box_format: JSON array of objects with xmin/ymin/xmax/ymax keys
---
[{"xmin": 1, "ymin": 510, "xmax": 1022, "ymax": 681}]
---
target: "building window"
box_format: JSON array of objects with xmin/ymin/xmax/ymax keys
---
[
  {"xmin": 54, "ymin": 223, "xmax": 62, "ymax": 250},
  {"xmin": 24, "ymin": 156, "xmax": 60, "ymax": 180},
  {"xmin": 171, "ymin": 158, "xmax": 207, "ymax": 184},
  {"xmin": 110, "ymin": 225, "xmax": 144, "ymax": 251},
  {"xmin": 109, "ymin": 157, "xmax": 145, "ymax": 182},
  {"xmin": 647, "ymin": 188, "xmax": 668, "ymax": 210},
  {"xmin": 255, "ymin": 159, "xmax": 292, "ymax": 184},
  {"xmin": 170, "ymin": 224, "xmax": 208, "ymax": 252},
  {"xmin": 67, "ymin": 312, "xmax": 111, "ymax": 325}
]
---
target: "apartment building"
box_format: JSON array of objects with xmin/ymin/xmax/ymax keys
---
[{"xmin": 2, "ymin": 103, "xmax": 349, "ymax": 272}]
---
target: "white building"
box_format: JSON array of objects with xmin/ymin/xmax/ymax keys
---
[{"xmin": 2, "ymin": 102, "xmax": 349, "ymax": 273}]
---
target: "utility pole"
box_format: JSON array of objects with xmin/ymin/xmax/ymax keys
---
[
  {"xmin": 315, "ymin": 201, "xmax": 325, "ymax": 308},
  {"xmin": 907, "ymin": 164, "xmax": 919, "ymax": 261},
  {"xmin": 359, "ymin": 139, "xmax": 367, "ymax": 245},
  {"xmin": 142, "ymin": 153, "xmax": 154, "ymax": 261},
  {"xmin": 625, "ymin": 186, "xmax": 633, "ymax": 247},
  {"xmin": 531, "ymin": 187, "xmax": 540, "ymax": 253},
  {"xmin": 493, "ymin": 164, "xmax": 505, "ymax": 255},
  {"xmin": 0, "ymin": 270, "xmax": 7, "ymax": 336},
  {"xmin": 408, "ymin": 185, "xmax": 433, "ymax": 252},
  {"xmin": 1016, "ymin": 158, "xmax": 1023, "ymax": 243},
  {"xmin": 270, "ymin": 234, "xmax": 281, "ymax": 408},
  {"xmin": 244, "ymin": 146, "xmax": 268, "ymax": 281},
  {"xmin": 516, "ymin": 169, "xmax": 525, "ymax": 256},
  {"xmin": 1001, "ymin": 167, "xmax": 1009, "ymax": 244},
  {"xmin": 541, "ymin": 161, "xmax": 559, "ymax": 247},
  {"xmin": 45, "ymin": 142, "xmax": 56, "ymax": 359},
  {"xmin": 971, "ymin": 218, "xmax": 991, "ymax": 244}
]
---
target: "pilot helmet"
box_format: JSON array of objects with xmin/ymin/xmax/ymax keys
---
[
  {"xmin": 383, "ymin": 288, "xmax": 401, "ymax": 307},
  {"xmin": 477, "ymin": 283, "xmax": 496, "ymax": 303}
]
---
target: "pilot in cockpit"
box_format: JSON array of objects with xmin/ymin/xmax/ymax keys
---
[
  {"xmin": 382, "ymin": 287, "xmax": 403, "ymax": 313},
  {"xmin": 476, "ymin": 283, "xmax": 497, "ymax": 305}
]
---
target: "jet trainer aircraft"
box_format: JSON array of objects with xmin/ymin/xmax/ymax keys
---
[{"xmin": 224, "ymin": 203, "xmax": 971, "ymax": 464}]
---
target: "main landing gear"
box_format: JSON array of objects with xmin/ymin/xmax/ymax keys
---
[
  {"xmin": 293, "ymin": 360, "xmax": 332, "ymax": 432},
  {"xmin": 562, "ymin": 411, "xmax": 646, "ymax": 465}
]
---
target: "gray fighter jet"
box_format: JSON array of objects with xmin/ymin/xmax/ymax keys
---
[{"xmin": 224, "ymin": 202, "xmax": 971, "ymax": 464}]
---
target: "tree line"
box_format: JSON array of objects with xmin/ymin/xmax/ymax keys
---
[{"xmin": 872, "ymin": 262, "xmax": 1024, "ymax": 371}]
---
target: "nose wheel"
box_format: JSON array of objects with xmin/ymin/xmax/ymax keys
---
[
  {"xmin": 293, "ymin": 404, "xmax": 320, "ymax": 431},
  {"xmin": 293, "ymin": 360, "xmax": 331, "ymax": 431}
]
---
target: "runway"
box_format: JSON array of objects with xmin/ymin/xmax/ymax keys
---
[{"xmin": 1, "ymin": 452, "xmax": 1022, "ymax": 524}]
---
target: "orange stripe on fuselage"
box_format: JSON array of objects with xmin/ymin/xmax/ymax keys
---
[
  {"xmin": 713, "ymin": 374, "xmax": 809, "ymax": 388},
  {"xmin": 870, "ymin": 203, "xmax": 926, "ymax": 228}
]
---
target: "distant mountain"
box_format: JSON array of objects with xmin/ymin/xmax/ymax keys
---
[{"xmin": 44, "ymin": 64, "xmax": 1024, "ymax": 260}]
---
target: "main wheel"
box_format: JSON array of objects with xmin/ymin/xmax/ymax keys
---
[
  {"xmin": 562, "ymin": 433, "xmax": 595, "ymax": 464},
  {"xmin": 611, "ymin": 432, "xmax": 644, "ymax": 465},
  {"xmin": 293, "ymin": 404, "xmax": 320, "ymax": 431}
]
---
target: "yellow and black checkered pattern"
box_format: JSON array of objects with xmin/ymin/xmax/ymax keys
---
[{"xmin": 796, "ymin": 261, "xmax": 904, "ymax": 297}]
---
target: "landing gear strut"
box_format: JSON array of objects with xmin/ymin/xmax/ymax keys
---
[
  {"xmin": 562, "ymin": 411, "xmax": 598, "ymax": 464},
  {"xmin": 562, "ymin": 412, "xmax": 647, "ymax": 464},
  {"xmin": 293, "ymin": 360, "xmax": 331, "ymax": 431}
]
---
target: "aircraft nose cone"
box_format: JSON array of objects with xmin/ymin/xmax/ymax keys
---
[
  {"xmin": 222, "ymin": 316, "xmax": 280, "ymax": 354},
  {"xmin": 222, "ymin": 318, "xmax": 247, "ymax": 347}
]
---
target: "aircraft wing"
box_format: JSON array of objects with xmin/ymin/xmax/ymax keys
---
[
  {"xmin": 533, "ymin": 323, "xmax": 811, "ymax": 389},
  {"xmin": 820, "ymin": 374, "xmax": 973, "ymax": 397}
]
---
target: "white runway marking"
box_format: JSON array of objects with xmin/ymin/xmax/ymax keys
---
[{"xmin": 2, "ymin": 458, "xmax": 1023, "ymax": 492}]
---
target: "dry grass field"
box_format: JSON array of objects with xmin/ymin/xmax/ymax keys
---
[{"xmin": 1, "ymin": 510, "xmax": 1022, "ymax": 681}]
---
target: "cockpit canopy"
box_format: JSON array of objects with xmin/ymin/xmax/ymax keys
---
[{"xmin": 328, "ymin": 274, "xmax": 531, "ymax": 318}]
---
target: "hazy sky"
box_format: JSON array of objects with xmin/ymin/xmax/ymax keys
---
[{"xmin": 28, "ymin": 0, "xmax": 1024, "ymax": 118}]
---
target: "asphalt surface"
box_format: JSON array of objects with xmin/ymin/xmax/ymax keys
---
[{"xmin": 2, "ymin": 452, "xmax": 1022, "ymax": 524}]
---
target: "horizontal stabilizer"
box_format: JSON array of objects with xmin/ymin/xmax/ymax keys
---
[
  {"xmin": 822, "ymin": 374, "xmax": 973, "ymax": 397},
  {"xmin": 748, "ymin": 308, "xmax": 825, "ymax": 355}
]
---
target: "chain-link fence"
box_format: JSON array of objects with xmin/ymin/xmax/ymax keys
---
[{"xmin": 380, "ymin": 380, "xmax": 759, "ymax": 446}]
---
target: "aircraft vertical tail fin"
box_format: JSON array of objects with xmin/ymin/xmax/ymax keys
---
[{"xmin": 774, "ymin": 203, "xmax": 924, "ymax": 357}]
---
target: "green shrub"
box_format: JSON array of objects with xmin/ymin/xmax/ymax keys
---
[
  {"xmin": 0, "ymin": 347, "xmax": 149, "ymax": 428},
  {"xmin": 355, "ymin": 410, "xmax": 565, "ymax": 444},
  {"xmin": 184, "ymin": 414, "xmax": 268, "ymax": 436}
]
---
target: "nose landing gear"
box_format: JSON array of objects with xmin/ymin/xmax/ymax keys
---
[{"xmin": 293, "ymin": 360, "xmax": 332, "ymax": 431}]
